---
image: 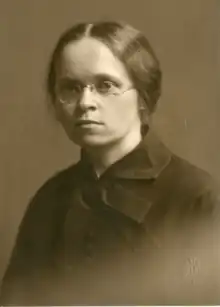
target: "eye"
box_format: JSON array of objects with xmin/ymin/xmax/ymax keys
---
[
  {"xmin": 96, "ymin": 80, "xmax": 119, "ymax": 94},
  {"xmin": 57, "ymin": 80, "xmax": 83, "ymax": 104},
  {"xmin": 65, "ymin": 81, "xmax": 82, "ymax": 93},
  {"xmin": 58, "ymin": 80, "xmax": 83, "ymax": 94}
]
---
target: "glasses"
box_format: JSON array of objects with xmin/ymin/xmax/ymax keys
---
[{"xmin": 56, "ymin": 80, "xmax": 134, "ymax": 105}]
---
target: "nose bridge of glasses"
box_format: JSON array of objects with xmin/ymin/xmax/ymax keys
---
[
  {"xmin": 84, "ymin": 83, "xmax": 91, "ymax": 90},
  {"xmin": 78, "ymin": 83, "xmax": 97, "ymax": 106},
  {"xmin": 84, "ymin": 83, "xmax": 96, "ymax": 94}
]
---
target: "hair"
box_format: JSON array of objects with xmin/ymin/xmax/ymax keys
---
[{"xmin": 46, "ymin": 20, "xmax": 162, "ymax": 121}]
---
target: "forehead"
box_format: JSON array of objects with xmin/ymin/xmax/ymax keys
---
[{"xmin": 58, "ymin": 37, "xmax": 130, "ymax": 81}]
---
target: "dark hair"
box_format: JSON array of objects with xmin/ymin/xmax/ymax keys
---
[{"xmin": 46, "ymin": 21, "xmax": 162, "ymax": 116}]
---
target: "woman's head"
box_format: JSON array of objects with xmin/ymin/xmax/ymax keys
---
[{"xmin": 46, "ymin": 21, "xmax": 162, "ymax": 148}]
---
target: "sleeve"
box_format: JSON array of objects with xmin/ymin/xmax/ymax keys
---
[
  {"xmin": 0, "ymin": 197, "xmax": 43, "ymax": 305},
  {"xmin": 191, "ymin": 185, "xmax": 220, "ymax": 302},
  {"xmin": 174, "ymin": 181, "xmax": 220, "ymax": 304},
  {"xmin": 0, "ymin": 165, "xmax": 77, "ymax": 305},
  {"xmin": 0, "ymin": 178, "xmax": 66, "ymax": 305}
]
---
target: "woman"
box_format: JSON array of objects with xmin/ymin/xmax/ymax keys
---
[{"xmin": 0, "ymin": 20, "xmax": 219, "ymax": 305}]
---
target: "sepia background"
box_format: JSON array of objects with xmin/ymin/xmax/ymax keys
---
[{"xmin": 0, "ymin": 0, "xmax": 219, "ymax": 281}]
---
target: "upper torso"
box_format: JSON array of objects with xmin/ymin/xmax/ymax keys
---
[{"xmin": 1, "ymin": 131, "xmax": 220, "ymax": 305}]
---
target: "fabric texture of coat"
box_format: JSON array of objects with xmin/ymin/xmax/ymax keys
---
[{"xmin": 0, "ymin": 130, "xmax": 220, "ymax": 305}]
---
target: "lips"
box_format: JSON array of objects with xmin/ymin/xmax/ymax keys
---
[{"xmin": 75, "ymin": 119, "xmax": 102, "ymax": 126}]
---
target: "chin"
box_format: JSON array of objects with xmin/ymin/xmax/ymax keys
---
[{"xmin": 70, "ymin": 134, "xmax": 113, "ymax": 148}]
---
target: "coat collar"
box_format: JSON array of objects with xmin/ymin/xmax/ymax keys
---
[
  {"xmin": 79, "ymin": 129, "xmax": 171, "ymax": 180},
  {"xmin": 72, "ymin": 130, "xmax": 172, "ymax": 224}
]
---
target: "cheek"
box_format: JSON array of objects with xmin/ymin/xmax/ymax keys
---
[
  {"xmin": 105, "ymin": 98, "xmax": 140, "ymax": 124},
  {"xmin": 55, "ymin": 104, "xmax": 76, "ymax": 123}
]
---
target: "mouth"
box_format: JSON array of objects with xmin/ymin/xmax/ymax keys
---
[{"xmin": 75, "ymin": 119, "xmax": 103, "ymax": 127}]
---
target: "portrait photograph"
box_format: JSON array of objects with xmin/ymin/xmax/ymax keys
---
[{"xmin": 0, "ymin": 0, "xmax": 220, "ymax": 305}]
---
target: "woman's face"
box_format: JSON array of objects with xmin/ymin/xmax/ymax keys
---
[{"xmin": 54, "ymin": 37, "xmax": 141, "ymax": 148}]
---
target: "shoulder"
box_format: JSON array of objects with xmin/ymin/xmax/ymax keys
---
[
  {"xmin": 158, "ymin": 153, "xmax": 220, "ymax": 219},
  {"xmin": 161, "ymin": 153, "xmax": 218, "ymax": 195},
  {"xmin": 30, "ymin": 162, "xmax": 81, "ymax": 206},
  {"xmin": 17, "ymin": 162, "xmax": 81, "ymax": 234}
]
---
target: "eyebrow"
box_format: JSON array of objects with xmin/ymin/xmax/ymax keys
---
[{"xmin": 58, "ymin": 73, "xmax": 123, "ymax": 85}]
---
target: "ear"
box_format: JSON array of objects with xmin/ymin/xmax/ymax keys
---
[
  {"xmin": 138, "ymin": 96, "xmax": 149, "ymax": 125},
  {"xmin": 138, "ymin": 94, "xmax": 146, "ymax": 110}
]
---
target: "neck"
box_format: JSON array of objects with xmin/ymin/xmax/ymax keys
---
[{"xmin": 84, "ymin": 128, "xmax": 142, "ymax": 177}]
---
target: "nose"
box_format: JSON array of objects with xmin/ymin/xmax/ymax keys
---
[{"xmin": 77, "ymin": 86, "xmax": 97, "ymax": 111}]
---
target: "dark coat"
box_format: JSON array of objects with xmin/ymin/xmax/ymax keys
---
[{"xmin": 1, "ymin": 130, "xmax": 220, "ymax": 305}]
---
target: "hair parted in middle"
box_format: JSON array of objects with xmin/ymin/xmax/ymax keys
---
[{"xmin": 46, "ymin": 20, "xmax": 162, "ymax": 124}]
